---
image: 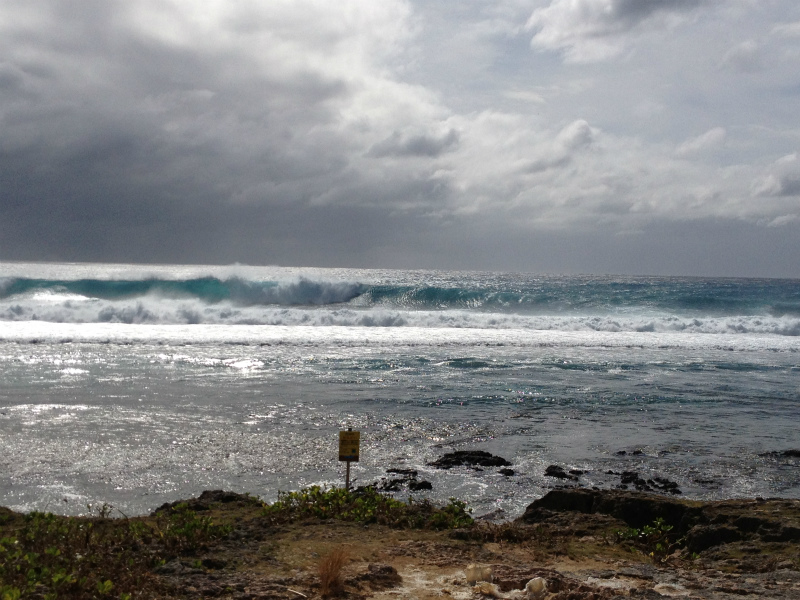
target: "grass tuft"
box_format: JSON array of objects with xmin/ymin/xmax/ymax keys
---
[{"xmin": 318, "ymin": 546, "xmax": 349, "ymax": 597}]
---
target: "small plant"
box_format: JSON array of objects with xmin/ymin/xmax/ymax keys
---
[
  {"xmin": 318, "ymin": 546, "xmax": 349, "ymax": 597},
  {"xmin": 615, "ymin": 517, "xmax": 680, "ymax": 562}
]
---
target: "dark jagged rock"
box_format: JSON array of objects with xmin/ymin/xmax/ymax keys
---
[
  {"xmin": 408, "ymin": 480, "xmax": 432, "ymax": 491},
  {"xmin": 376, "ymin": 469, "xmax": 432, "ymax": 492},
  {"xmin": 761, "ymin": 449, "xmax": 800, "ymax": 459},
  {"xmin": 499, "ymin": 468, "xmax": 515, "ymax": 476},
  {"xmin": 377, "ymin": 478, "xmax": 408, "ymax": 492},
  {"xmin": 545, "ymin": 465, "xmax": 579, "ymax": 480},
  {"xmin": 428, "ymin": 450, "xmax": 511, "ymax": 470},
  {"xmin": 618, "ymin": 471, "xmax": 681, "ymax": 494}
]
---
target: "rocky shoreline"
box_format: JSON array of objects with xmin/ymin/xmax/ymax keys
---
[{"xmin": 2, "ymin": 483, "xmax": 799, "ymax": 599}]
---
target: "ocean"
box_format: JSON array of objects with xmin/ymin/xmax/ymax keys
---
[{"xmin": 1, "ymin": 261, "xmax": 798, "ymax": 518}]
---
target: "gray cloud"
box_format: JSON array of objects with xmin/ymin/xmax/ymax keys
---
[
  {"xmin": 527, "ymin": 0, "xmax": 708, "ymax": 62},
  {"xmin": 0, "ymin": 0, "xmax": 799, "ymax": 276},
  {"xmin": 753, "ymin": 154, "xmax": 800, "ymax": 198},
  {"xmin": 367, "ymin": 129, "xmax": 460, "ymax": 158}
]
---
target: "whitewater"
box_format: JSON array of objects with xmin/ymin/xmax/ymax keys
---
[{"xmin": 1, "ymin": 261, "xmax": 798, "ymax": 518}]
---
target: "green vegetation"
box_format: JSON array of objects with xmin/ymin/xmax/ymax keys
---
[
  {"xmin": 0, "ymin": 488, "xmax": 472, "ymax": 598},
  {"xmin": 262, "ymin": 485, "xmax": 473, "ymax": 530},
  {"xmin": 0, "ymin": 503, "xmax": 231, "ymax": 599},
  {"xmin": 615, "ymin": 517, "xmax": 681, "ymax": 562}
]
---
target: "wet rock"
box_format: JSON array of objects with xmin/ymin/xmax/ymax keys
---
[
  {"xmin": 408, "ymin": 480, "xmax": 432, "ymax": 491},
  {"xmin": 429, "ymin": 450, "xmax": 512, "ymax": 470},
  {"xmin": 376, "ymin": 469, "xmax": 432, "ymax": 492},
  {"xmin": 386, "ymin": 468, "xmax": 418, "ymax": 477},
  {"xmin": 545, "ymin": 465, "xmax": 579, "ymax": 481},
  {"xmin": 377, "ymin": 478, "xmax": 408, "ymax": 492},
  {"xmin": 618, "ymin": 471, "xmax": 681, "ymax": 494},
  {"xmin": 499, "ymin": 468, "xmax": 515, "ymax": 476},
  {"xmin": 761, "ymin": 449, "xmax": 800, "ymax": 460}
]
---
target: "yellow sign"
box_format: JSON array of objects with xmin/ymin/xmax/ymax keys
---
[{"xmin": 339, "ymin": 430, "xmax": 360, "ymax": 462}]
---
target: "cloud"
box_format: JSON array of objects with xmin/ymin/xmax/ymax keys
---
[
  {"xmin": 771, "ymin": 20, "xmax": 800, "ymax": 37},
  {"xmin": 719, "ymin": 40, "xmax": 763, "ymax": 72},
  {"xmin": 1, "ymin": 0, "xmax": 799, "ymax": 275},
  {"xmin": 526, "ymin": 0, "xmax": 707, "ymax": 62},
  {"xmin": 752, "ymin": 153, "xmax": 800, "ymax": 197},
  {"xmin": 367, "ymin": 129, "xmax": 460, "ymax": 158},
  {"xmin": 675, "ymin": 127, "xmax": 726, "ymax": 156}
]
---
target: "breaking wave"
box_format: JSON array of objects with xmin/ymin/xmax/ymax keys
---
[{"xmin": 1, "ymin": 273, "xmax": 799, "ymax": 336}]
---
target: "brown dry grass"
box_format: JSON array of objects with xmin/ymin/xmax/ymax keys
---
[{"xmin": 318, "ymin": 546, "xmax": 350, "ymax": 597}]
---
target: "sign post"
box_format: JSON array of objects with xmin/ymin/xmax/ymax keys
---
[{"xmin": 338, "ymin": 428, "xmax": 360, "ymax": 490}]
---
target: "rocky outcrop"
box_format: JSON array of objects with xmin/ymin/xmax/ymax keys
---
[
  {"xmin": 429, "ymin": 450, "xmax": 512, "ymax": 470},
  {"xmin": 518, "ymin": 488, "xmax": 800, "ymax": 553},
  {"xmin": 151, "ymin": 490, "xmax": 261, "ymax": 515}
]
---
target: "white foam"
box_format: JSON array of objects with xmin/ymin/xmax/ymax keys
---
[{"xmin": 0, "ymin": 321, "xmax": 797, "ymax": 353}]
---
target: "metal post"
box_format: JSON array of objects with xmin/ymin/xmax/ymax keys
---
[{"xmin": 345, "ymin": 460, "xmax": 351, "ymax": 491}]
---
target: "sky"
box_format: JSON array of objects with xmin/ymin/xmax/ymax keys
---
[{"xmin": 1, "ymin": 0, "xmax": 799, "ymax": 277}]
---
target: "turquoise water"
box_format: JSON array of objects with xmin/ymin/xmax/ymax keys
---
[{"xmin": 1, "ymin": 262, "xmax": 798, "ymax": 517}]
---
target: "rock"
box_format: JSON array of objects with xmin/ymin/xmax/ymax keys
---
[
  {"xmin": 499, "ymin": 468, "xmax": 515, "ymax": 476},
  {"xmin": 351, "ymin": 563, "xmax": 402, "ymax": 590},
  {"xmin": 408, "ymin": 480, "xmax": 432, "ymax": 491},
  {"xmin": 518, "ymin": 488, "xmax": 800, "ymax": 556},
  {"xmin": 386, "ymin": 468, "xmax": 418, "ymax": 477},
  {"xmin": 151, "ymin": 490, "xmax": 259, "ymax": 515},
  {"xmin": 525, "ymin": 577, "xmax": 547, "ymax": 599},
  {"xmin": 518, "ymin": 489, "xmax": 702, "ymax": 531},
  {"xmin": 465, "ymin": 564, "xmax": 493, "ymax": 584},
  {"xmin": 685, "ymin": 525, "xmax": 742, "ymax": 553},
  {"xmin": 544, "ymin": 465, "xmax": 579, "ymax": 481},
  {"xmin": 377, "ymin": 478, "xmax": 407, "ymax": 492},
  {"xmin": 377, "ymin": 468, "xmax": 432, "ymax": 492},
  {"xmin": 761, "ymin": 449, "xmax": 800, "ymax": 460},
  {"xmin": 429, "ymin": 450, "xmax": 511, "ymax": 470}
]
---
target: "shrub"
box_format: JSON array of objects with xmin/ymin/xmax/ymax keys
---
[{"xmin": 262, "ymin": 486, "xmax": 473, "ymax": 529}]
